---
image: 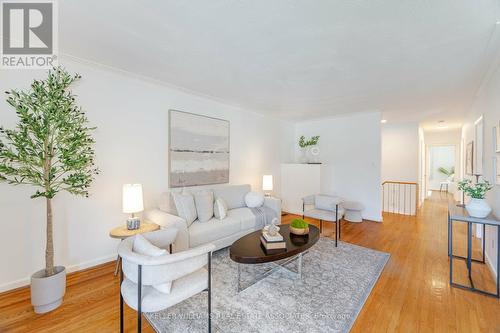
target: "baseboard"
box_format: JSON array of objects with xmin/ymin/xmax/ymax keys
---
[
  {"xmin": 485, "ymin": 251, "xmax": 498, "ymax": 281},
  {"xmin": 0, "ymin": 254, "xmax": 117, "ymax": 293}
]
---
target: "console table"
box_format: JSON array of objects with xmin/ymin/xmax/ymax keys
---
[{"xmin": 448, "ymin": 204, "xmax": 500, "ymax": 297}]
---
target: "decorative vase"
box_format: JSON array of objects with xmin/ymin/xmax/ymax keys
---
[
  {"xmin": 465, "ymin": 198, "xmax": 492, "ymax": 218},
  {"xmin": 290, "ymin": 226, "xmax": 309, "ymax": 235},
  {"xmin": 299, "ymin": 148, "xmax": 308, "ymax": 163},
  {"xmin": 308, "ymin": 145, "xmax": 320, "ymax": 163},
  {"xmin": 31, "ymin": 266, "xmax": 66, "ymax": 314}
]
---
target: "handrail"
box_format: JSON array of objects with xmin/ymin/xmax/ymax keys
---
[
  {"xmin": 382, "ymin": 181, "xmax": 418, "ymax": 186},
  {"xmin": 381, "ymin": 180, "xmax": 419, "ymax": 216}
]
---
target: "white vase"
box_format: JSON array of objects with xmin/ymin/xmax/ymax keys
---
[
  {"xmin": 299, "ymin": 148, "xmax": 308, "ymax": 163},
  {"xmin": 465, "ymin": 198, "xmax": 492, "ymax": 218}
]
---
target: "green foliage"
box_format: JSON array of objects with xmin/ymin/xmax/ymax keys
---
[
  {"xmin": 0, "ymin": 67, "xmax": 99, "ymax": 199},
  {"xmin": 438, "ymin": 166, "xmax": 455, "ymax": 176},
  {"xmin": 291, "ymin": 218, "xmax": 308, "ymax": 229},
  {"xmin": 458, "ymin": 179, "xmax": 493, "ymax": 199},
  {"xmin": 298, "ymin": 135, "xmax": 320, "ymax": 148}
]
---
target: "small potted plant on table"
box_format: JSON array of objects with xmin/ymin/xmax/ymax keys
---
[
  {"xmin": 458, "ymin": 179, "xmax": 493, "ymax": 218},
  {"xmin": 290, "ymin": 218, "xmax": 310, "ymax": 235}
]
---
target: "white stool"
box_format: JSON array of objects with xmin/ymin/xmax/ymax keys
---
[{"xmin": 343, "ymin": 201, "xmax": 364, "ymax": 222}]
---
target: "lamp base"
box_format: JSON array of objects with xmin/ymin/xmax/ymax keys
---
[{"xmin": 126, "ymin": 217, "xmax": 141, "ymax": 230}]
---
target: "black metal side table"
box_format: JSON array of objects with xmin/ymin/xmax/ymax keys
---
[{"xmin": 448, "ymin": 204, "xmax": 500, "ymax": 297}]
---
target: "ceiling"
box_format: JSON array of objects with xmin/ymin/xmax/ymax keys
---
[{"xmin": 60, "ymin": 1, "xmax": 500, "ymax": 125}]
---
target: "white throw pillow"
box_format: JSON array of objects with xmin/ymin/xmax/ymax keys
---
[
  {"xmin": 214, "ymin": 198, "xmax": 228, "ymax": 220},
  {"xmin": 315, "ymin": 195, "xmax": 341, "ymax": 211},
  {"xmin": 133, "ymin": 234, "xmax": 167, "ymax": 256},
  {"xmin": 133, "ymin": 235, "xmax": 172, "ymax": 294},
  {"xmin": 172, "ymin": 192, "xmax": 197, "ymax": 226},
  {"xmin": 194, "ymin": 190, "xmax": 214, "ymax": 222},
  {"xmin": 244, "ymin": 191, "xmax": 265, "ymax": 208}
]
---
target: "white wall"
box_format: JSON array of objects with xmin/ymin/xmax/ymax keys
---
[
  {"xmin": 381, "ymin": 122, "xmax": 419, "ymax": 183},
  {"xmin": 0, "ymin": 58, "xmax": 294, "ymax": 291},
  {"xmin": 294, "ymin": 112, "xmax": 382, "ymax": 221},
  {"xmin": 461, "ymin": 61, "xmax": 500, "ymax": 279}
]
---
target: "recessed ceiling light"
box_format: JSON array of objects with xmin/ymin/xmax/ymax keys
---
[
  {"xmin": 437, "ymin": 120, "xmax": 448, "ymax": 129},
  {"xmin": 381, "ymin": 119, "xmax": 387, "ymax": 124},
  {"xmin": 496, "ymin": 20, "xmax": 500, "ymax": 25}
]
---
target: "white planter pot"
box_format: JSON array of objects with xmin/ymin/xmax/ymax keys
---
[
  {"xmin": 465, "ymin": 198, "xmax": 492, "ymax": 218},
  {"xmin": 31, "ymin": 266, "xmax": 66, "ymax": 314}
]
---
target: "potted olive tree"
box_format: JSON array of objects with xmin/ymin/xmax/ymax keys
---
[{"xmin": 0, "ymin": 68, "xmax": 98, "ymax": 313}]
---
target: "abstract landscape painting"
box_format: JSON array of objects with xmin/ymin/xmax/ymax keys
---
[{"xmin": 169, "ymin": 110, "xmax": 229, "ymax": 187}]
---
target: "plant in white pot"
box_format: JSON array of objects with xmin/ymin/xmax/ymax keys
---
[
  {"xmin": 458, "ymin": 179, "xmax": 493, "ymax": 218},
  {"xmin": 0, "ymin": 68, "xmax": 99, "ymax": 313},
  {"xmin": 298, "ymin": 135, "xmax": 320, "ymax": 163}
]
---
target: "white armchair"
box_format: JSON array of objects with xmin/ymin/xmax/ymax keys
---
[
  {"xmin": 118, "ymin": 229, "xmax": 215, "ymax": 332},
  {"xmin": 302, "ymin": 194, "xmax": 345, "ymax": 247}
]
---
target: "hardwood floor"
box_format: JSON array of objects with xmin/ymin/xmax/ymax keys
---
[{"xmin": 1, "ymin": 192, "xmax": 498, "ymax": 332}]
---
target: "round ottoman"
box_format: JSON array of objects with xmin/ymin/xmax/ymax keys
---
[{"xmin": 342, "ymin": 201, "xmax": 364, "ymax": 222}]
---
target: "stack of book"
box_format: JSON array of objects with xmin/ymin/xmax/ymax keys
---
[{"xmin": 260, "ymin": 230, "xmax": 286, "ymax": 253}]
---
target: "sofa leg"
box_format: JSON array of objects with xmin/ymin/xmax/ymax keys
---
[{"xmin": 320, "ymin": 220, "xmax": 323, "ymax": 233}]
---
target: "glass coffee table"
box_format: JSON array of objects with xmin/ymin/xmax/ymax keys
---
[{"xmin": 229, "ymin": 224, "xmax": 320, "ymax": 292}]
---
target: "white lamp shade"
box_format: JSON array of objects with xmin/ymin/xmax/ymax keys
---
[
  {"xmin": 122, "ymin": 184, "xmax": 144, "ymax": 214},
  {"xmin": 262, "ymin": 175, "xmax": 273, "ymax": 191}
]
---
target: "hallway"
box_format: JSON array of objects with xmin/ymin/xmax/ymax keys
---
[{"xmin": 307, "ymin": 191, "xmax": 500, "ymax": 332}]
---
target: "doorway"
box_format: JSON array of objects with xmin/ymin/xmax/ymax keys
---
[{"xmin": 426, "ymin": 145, "xmax": 456, "ymax": 193}]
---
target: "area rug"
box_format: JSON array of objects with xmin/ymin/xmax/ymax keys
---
[{"xmin": 146, "ymin": 238, "xmax": 389, "ymax": 333}]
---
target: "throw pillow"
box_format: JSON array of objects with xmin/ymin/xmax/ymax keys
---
[
  {"xmin": 244, "ymin": 191, "xmax": 265, "ymax": 208},
  {"xmin": 132, "ymin": 235, "xmax": 173, "ymax": 294},
  {"xmin": 133, "ymin": 234, "xmax": 167, "ymax": 256},
  {"xmin": 172, "ymin": 192, "xmax": 197, "ymax": 226},
  {"xmin": 315, "ymin": 195, "xmax": 342, "ymax": 211},
  {"xmin": 194, "ymin": 190, "xmax": 214, "ymax": 222},
  {"xmin": 213, "ymin": 198, "xmax": 228, "ymax": 220}
]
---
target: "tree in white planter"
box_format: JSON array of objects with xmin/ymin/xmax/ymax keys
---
[{"xmin": 0, "ymin": 67, "xmax": 99, "ymax": 312}]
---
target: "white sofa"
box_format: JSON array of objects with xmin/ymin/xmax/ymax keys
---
[{"xmin": 145, "ymin": 184, "xmax": 281, "ymax": 252}]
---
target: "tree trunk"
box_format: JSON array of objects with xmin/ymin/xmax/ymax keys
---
[{"xmin": 45, "ymin": 197, "xmax": 55, "ymax": 277}]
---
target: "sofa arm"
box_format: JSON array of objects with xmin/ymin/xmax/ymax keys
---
[
  {"xmin": 264, "ymin": 197, "xmax": 282, "ymax": 223},
  {"xmin": 144, "ymin": 209, "xmax": 189, "ymax": 252}
]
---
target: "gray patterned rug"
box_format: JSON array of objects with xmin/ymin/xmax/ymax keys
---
[{"xmin": 146, "ymin": 238, "xmax": 389, "ymax": 333}]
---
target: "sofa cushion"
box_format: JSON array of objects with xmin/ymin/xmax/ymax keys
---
[
  {"xmin": 213, "ymin": 198, "xmax": 228, "ymax": 220},
  {"xmin": 227, "ymin": 207, "xmax": 262, "ymax": 230},
  {"xmin": 158, "ymin": 192, "xmax": 178, "ymax": 215},
  {"xmin": 193, "ymin": 190, "xmax": 214, "ymax": 222},
  {"xmin": 189, "ymin": 217, "xmax": 241, "ymax": 248},
  {"xmin": 172, "ymin": 192, "xmax": 197, "ymax": 226},
  {"xmin": 213, "ymin": 184, "xmax": 251, "ymax": 210},
  {"xmin": 244, "ymin": 191, "xmax": 265, "ymax": 208}
]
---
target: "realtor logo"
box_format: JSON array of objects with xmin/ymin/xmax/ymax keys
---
[{"xmin": 1, "ymin": 0, "xmax": 58, "ymax": 69}]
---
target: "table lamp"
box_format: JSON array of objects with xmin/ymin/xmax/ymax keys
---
[
  {"xmin": 122, "ymin": 184, "xmax": 144, "ymax": 230},
  {"xmin": 262, "ymin": 175, "xmax": 273, "ymax": 197}
]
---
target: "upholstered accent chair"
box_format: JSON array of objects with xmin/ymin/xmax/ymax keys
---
[
  {"xmin": 118, "ymin": 229, "xmax": 215, "ymax": 332},
  {"xmin": 302, "ymin": 194, "xmax": 344, "ymax": 246}
]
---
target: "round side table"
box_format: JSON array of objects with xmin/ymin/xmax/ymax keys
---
[{"xmin": 109, "ymin": 221, "xmax": 160, "ymax": 275}]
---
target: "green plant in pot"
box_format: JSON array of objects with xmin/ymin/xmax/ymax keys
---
[
  {"xmin": 0, "ymin": 68, "xmax": 99, "ymax": 313},
  {"xmin": 298, "ymin": 135, "xmax": 320, "ymax": 163},
  {"xmin": 290, "ymin": 218, "xmax": 309, "ymax": 235},
  {"xmin": 458, "ymin": 179, "xmax": 493, "ymax": 218}
]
